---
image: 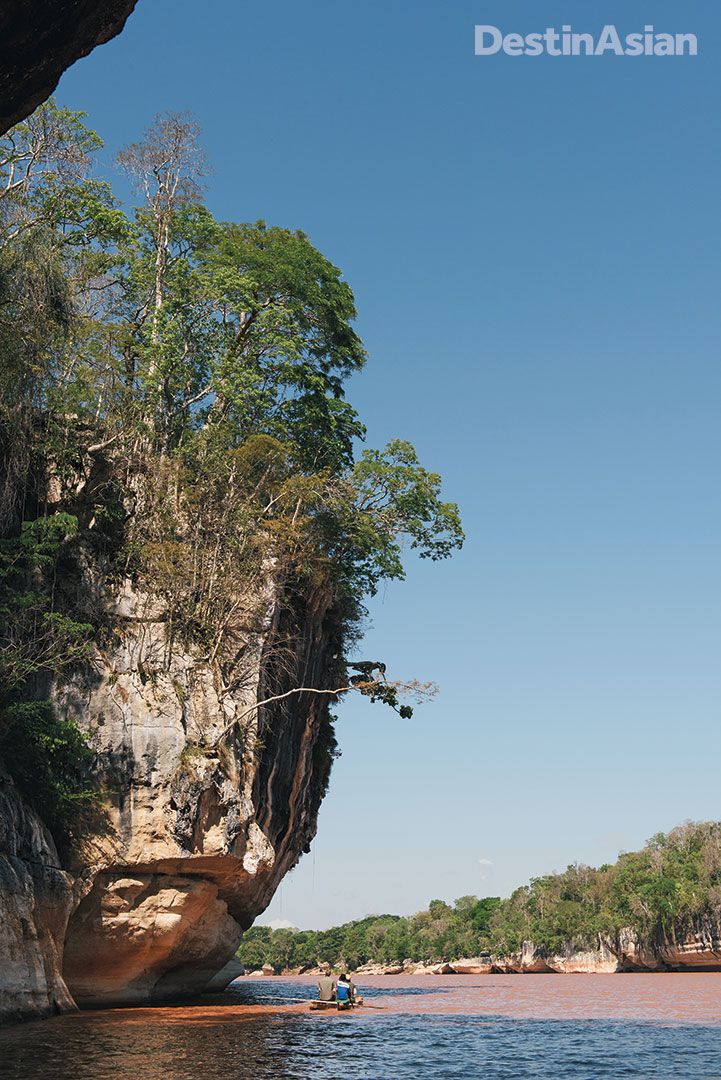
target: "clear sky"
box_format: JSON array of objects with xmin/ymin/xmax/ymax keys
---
[{"xmin": 58, "ymin": 0, "xmax": 721, "ymax": 929}]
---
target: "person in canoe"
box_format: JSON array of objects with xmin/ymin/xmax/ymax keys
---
[
  {"xmin": 336, "ymin": 973, "xmax": 352, "ymax": 1005},
  {"xmin": 317, "ymin": 974, "xmax": 337, "ymax": 1002},
  {"xmin": 348, "ymin": 975, "xmax": 362, "ymax": 1005}
]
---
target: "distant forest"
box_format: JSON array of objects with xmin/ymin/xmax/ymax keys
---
[{"xmin": 238, "ymin": 820, "xmax": 721, "ymax": 970}]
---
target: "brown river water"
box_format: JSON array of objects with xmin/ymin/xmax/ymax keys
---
[{"xmin": 1, "ymin": 974, "xmax": 720, "ymax": 1080}]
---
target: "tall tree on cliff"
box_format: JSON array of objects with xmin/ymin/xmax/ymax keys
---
[
  {"xmin": 115, "ymin": 113, "xmax": 210, "ymax": 451},
  {"xmin": 0, "ymin": 103, "xmax": 464, "ymax": 841},
  {"xmin": 0, "ymin": 100, "xmax": 121, "ymax": 410}
]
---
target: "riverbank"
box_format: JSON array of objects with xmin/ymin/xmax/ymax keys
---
[{"xmin": 243, "ymin": 931, "xmax": 721, "ymax": 978}]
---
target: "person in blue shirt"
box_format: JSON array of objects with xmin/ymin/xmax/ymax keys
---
[{"xmin": 336, "ymin": 973, "xmax": 352, "ymax": 1004}]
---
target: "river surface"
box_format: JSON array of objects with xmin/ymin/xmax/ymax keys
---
[{"xmin": 2, "ymin": 974, "xmax": 720, "ymax": 1079}]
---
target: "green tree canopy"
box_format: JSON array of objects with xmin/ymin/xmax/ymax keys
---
[{"xmin": 0, "ymin": 103, "xmax": 465, "ymax": 841}]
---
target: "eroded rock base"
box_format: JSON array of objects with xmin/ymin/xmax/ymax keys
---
[
  {"xmin": 63, "ymin": 871, "xmax": 243, "ymax": 1007},
  {"xmin": 0, "ymin": 773, "xmax": 77, "ymax": 1022}
]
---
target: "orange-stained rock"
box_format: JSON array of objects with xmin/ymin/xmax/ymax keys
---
[
  {"xmin": 659, "ymin": 941, "xmax": 721, "ymax": 969},
  {"xmin": 450, "ymin": 958, "xmax": 494, "ymax": 975},
  {"xmin": 64, "ymin": 873, "xmax": 241, "ymax": 1006}
]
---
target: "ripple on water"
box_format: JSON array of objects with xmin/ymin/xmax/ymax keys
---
[{"xmin": 1, "ymin": 976, "xmax": 720, "ymax": 1080}]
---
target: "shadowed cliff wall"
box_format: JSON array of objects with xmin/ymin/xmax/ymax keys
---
[{"xmin": 0, "ymin": 1, "xmax": 139, "ymax": 133}]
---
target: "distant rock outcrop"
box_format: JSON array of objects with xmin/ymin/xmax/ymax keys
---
[
  {"xmin": 349, "ymin": 929, "xmax": 721, "ymax": 979},
  {"xmin": 442, "ymin": 929, "xmax": 721, "ymax": 974},
  {"xmin": 448, "ymin": 958, "xmax": 494, "ymax": 975},
  {"xmin": 0, "ymin": 1, "xmax": 139, "ymax": 133}
]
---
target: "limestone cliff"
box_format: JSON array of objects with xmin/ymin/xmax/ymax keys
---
[
  {"xmin": 59, "ymin": 565, "xmax": 338, "ymax": 1008},
  {"xmin": 615, "ymin": 921, "xmax": 721, "ymax": 971},
  {"xmin": 439, "ymin": 928, "xmax": 721, "ymax": 975},
  {"xmin": 0, "ymin": 766, "xmax": 79, "ymax": 1022},
  {"xmin": 0, "ymin": 557, "xmax": 340, "ymax": 1020}
]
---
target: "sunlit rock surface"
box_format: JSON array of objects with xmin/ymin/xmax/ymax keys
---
[
  {"xmin": 0, "ymin": 770, "xmax": 78, "ymax": 1022},
  {"xmin": 63, "ymin": 873, "xmax": 242, "ymax": 1006},
  {"xmin": 449, "ymin": 958, "xmax": 494, "ymax": 975},
  {"xmin": 57, "ymin": 574, "xmax": 337, "ymax": 1007},
  {"xmin": 544, "ymin": 943, "xmax": 620, "ymax": 975}
]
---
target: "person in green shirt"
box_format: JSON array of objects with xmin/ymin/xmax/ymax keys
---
[{"xmin": 317, "ymin": 974, "xmax": 337, "ymax": 1001}]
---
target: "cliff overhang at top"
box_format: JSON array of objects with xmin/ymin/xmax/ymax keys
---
[{"xmin": 0, "ymin": 0, "xmax": 140, "ymax": 134}]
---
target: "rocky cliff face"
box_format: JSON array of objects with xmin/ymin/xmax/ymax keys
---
[
  {"xmin": 60, "ymin": 568, "xmax": 337, "ymax": 1008},
  {"xmin": 0, "ymin": 767, "xmax": 79, "ymax": 1022},
  {"xmin": 486, "ymin": 940, "xmax": 625, "ymax": 975},
  {"xmin": 1, "ymin": 563, "xmax": 339, "ymax": 1020},
  {"xmin": 615, "ymin": 922, "xmax": 721, "ymax": 971},
  {"xmin": 0, "ymin": 1, "xmax": 139, "ymax": 133},
  {"xmin": 429, "ymin": 929, "xmax": 721, "ymax": 975}
]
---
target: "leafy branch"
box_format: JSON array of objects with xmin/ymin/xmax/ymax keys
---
[{"xmin": 216, "ymin": 662, "xmax": 436, "ymax": 744}]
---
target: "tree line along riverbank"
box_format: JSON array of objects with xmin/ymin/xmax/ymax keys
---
[{"xmin": 238, "ymin": 820, "xmax": 721, "ymax": 974}]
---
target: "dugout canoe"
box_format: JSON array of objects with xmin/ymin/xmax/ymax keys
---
[{"xmin": 309, "ymin": 998, "xmax": 361, "ymax": 1011}]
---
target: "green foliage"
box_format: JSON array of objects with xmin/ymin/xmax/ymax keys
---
[
  {"xmin": 0, "ymin": 100, "xmax": 124, "ymax": 406},
  {"xmin": 235, "ymin": 900, "xmax": 501, "ymax": 971},
  {"xmin": 0, "ymin": 103, "xmax": 464, "ymax": 853},
  {"xmin": 0, "ymin": 509, "xmax": 101, "ymax": 848},
  {"xmin": 303, "ymin": 440, "xmax": 464, "ymax": 601},
  {"xmin": 0, "ymin": 513, "xmax": 93, "ymax": 705},
  {"xmin": 487, "ymin": 823, "xmax": 721, "ymax": 955},
  {"xmin": 237, "ymin": 822, "xmax": 721, "ymax": 971},
  {"xmin": 0, "ymin": 105, "xmax": 463, "ymax": 640},
  {"xmin": 0, "ymin": 699, "xmax": 100, "ymax": 852},
  {"xmin": 348, "ymin": 662, "xmax": 413, "ymax": 718},
  {"xmin": 206, "ymin": 220, "xmax": 368, "ymax": 471}
]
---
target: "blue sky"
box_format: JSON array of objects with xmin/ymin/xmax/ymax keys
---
[{"xmin": 58, "ymin": 0, "xmax": 721, "ymax": 929}]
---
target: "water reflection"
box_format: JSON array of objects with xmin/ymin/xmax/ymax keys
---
[{"xmin": 3, "ymin": 1011, "xmax": 721, "ymax": 1080}]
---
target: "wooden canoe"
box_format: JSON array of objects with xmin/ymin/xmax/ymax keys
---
[{"xmin": 309, "ymin": 999, "xmax": 354, "ymax": 1011}]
